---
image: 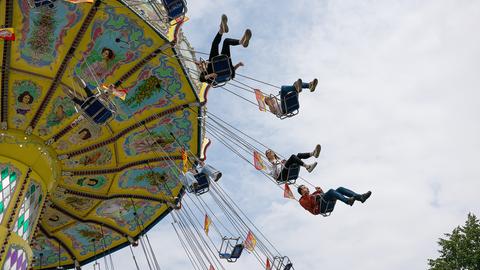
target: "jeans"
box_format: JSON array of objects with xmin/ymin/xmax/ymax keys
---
[
  {"xmin": 278, "ymin": 153, "xmax": 311, "ymax": 180},
  {"xmin": 208, "ymin": 32, "xmax": 238, "ymax": 79},
  {"xmin": 280, "ymin": 82, "xmax": 310, "ymax": 96},
  {"xmin": 72, "ymin": 86, "xmax": 95, "ymax": 106},
  {"xmin": 323, "ymin": 187, "xmax": 359, "ymax": 204},
  {"xmin": 199, "ymin": 164, "xmax": 221, "ymax": 182}
]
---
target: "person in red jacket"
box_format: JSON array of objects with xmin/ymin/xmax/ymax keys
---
[{"xmin": 297, "ymin": 185, "xmax": 371, "ymax": 215}]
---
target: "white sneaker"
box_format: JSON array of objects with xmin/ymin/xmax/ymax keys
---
[
  {"xmin": 240, "ymin": 29, "xmax": 252, "ymax": 48},
  {"xmin": 293, "ymin": 79, "xmax": 303, "ymax": 93},
  {"xmin": 220, "ymin": 14, "xmax": 229, "ymax": 34},
  {"xmin": 313, "ymin": 144, "xmax": 321, "ymax": 158},
  {"xmin": 309, "ymin": 78, "xmax": 318, "ymax": 92},
  {"xmin": 306, "ymin": 162, "xmax": 317, "ymax": 173}
]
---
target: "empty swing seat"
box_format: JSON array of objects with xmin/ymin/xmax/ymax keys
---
[
  {"xmin": 192, "ymin": 173, "xmax": 209, "ymax": 195},
  {"xmin": 273, "ymin": 256, "xmax": 294, "ymax": 270},
  {"xmin": 219, "ymin": 244, "xmax": 244, "ymax": 262},
  {"xmin": 277, "ymin": 164, "xmax": 300, "ymax": 185},
  {"xmin": 161, "ymin": 0, "xmax": 187, "ymax": 21},
  {"xmin": 81, "ymin": 96, "xmax": 113, "ymax": 125},
  {"xmin": 211, "ymin": 55, "xmax": 233, "ymax": 87},
  {"xmin": 283, "ymin": 263, "xmax": 293, "ymax": 270}
]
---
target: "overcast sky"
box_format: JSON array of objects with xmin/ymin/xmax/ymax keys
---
[{"xmin": 86, "ymin": 1, "xmax": 480, "ymax": 269}]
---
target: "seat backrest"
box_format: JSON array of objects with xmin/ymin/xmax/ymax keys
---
[
  {"xmin": 277, "ymin": 164, "xmax": 300, "ymax": 184},
  {"xmin": 230, "ymin": 244, "xmax": 244, "ymax": 259},
  {"xmin": 162, "ymin": 0, "xmax": 186, "ymax": 19},
  {"xmin": 282, "ymin": 91, "xmax": 300, "ymax": 113},
  {"xmin": 193, "ymin": 173, "xmax": 209, "ymax": 194},
  {"xmin": 284, "ymin": 263, "xmax": 293, "ymax": 270},
  {"xmin": 211, "ymin": 55, "xmax": 232, "ymax": 85}
]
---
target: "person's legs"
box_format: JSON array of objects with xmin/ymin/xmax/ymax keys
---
[
  {"xmin": 200, "ymin": 164, "xmax": 222, "ymax": 182},
  {"xmin": 296, "ymin": 152, "xmax": 313, "ymax": 159},
  {"xmin": 323, "ymin": 188, "xmax": 352, "ymax": 205},
  {"xmin": 208, "ymin": 32, "xmax": 222, "ymax": 61},
  {"xmin": 335, "ymin": 187, "xmax": 360, "ymax": 199},
  {"xmin": 280, "ymin": 85, "xmax": 295, "ymax": 97},
  {"xmin": 283, "ymin": 154, "xmax": 305, "ymax": 167},
  {"xmin": 220, "ymin": 38, "xmax": 240, "ymax": 58},
  {"xmin": 71, "ymin": 97, "xmax": 84, "ymax": 106},
  {"xmin": 83, "ymin": 86, "xmax": 94, "ymax": 97}
]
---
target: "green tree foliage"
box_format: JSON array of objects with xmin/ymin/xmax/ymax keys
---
[{"xmin": 428, "ymin": 213, "xmax": 480, "ymax": 270}]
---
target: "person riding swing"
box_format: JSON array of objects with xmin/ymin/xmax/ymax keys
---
[{"xmin": 196, "ymin": 14, "xmax": 252, "ymax": 87}]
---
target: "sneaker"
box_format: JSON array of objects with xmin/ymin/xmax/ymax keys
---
[
  {"xmin": 219, "ymin": 14, "xmax": 229, "ymax": 34},
  {"xmin": 214, "ymin": 172, "xmax": 222, "ymax": 182},
  {"xmin": 360, "ymin": 191, "xmax": 372, "ymax": 203},
  {"xmin": 312, "ymin": 144, "xmax": 321, "ymax": 158},
  {"xmin": 73, "ymin": 75, "xmax": 87, "ymax": 89},
  {"xmin": 293, "ymin": 79, "xmax": 303, "ymax": 93},
  {"xmin": 309, "ymin": 78, "xmax": 318, "ymax": 92},
  {"xmin": 305, "ymin": 162, "xmax": 317, "ymax": 173},
  {"xmin": 346, "ymin": 197, "xmax": 355, "ymax": 206},
  {"xmin": 240, "ymin": 29, "xmax": 252, "ymax": 48}
]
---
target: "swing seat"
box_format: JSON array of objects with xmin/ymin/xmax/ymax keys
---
[
  {"xmin": 192, "ymin": 172, "xmax": 209, "ymax": 195},
  {"xmin": 211, "ymin": 55, "xmax": 232, "ymax": 88},
  {"xmin": 219, "ymin": 244, "xmax": 244, "ymax": 262},
  {"xmin": 317, "ymin": 195, "xmax": 336, "ymax": 217},
  {"xmin": 276, "ymin": 164, "xmax": 300, "ymax": 185},
  {"xmin": 273, "ymin": 256, "xmax": 294, "ymax": 270},
  {"xmin": 29, "ymin": 0, "xmax": 56, "ymax": 8},
  {"xmin": 80, "ymin": 96, "xmax": 113, "ymax": 125},
  {"xmin": 279, "ymin": 90, "xmax": 299, "ymax": 119},
  {"xmin": 161, "ymin": 0, "xmax": 187, "ymax": 21}
]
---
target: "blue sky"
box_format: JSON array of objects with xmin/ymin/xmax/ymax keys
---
[{"xmin": 85, "ymin": 1, "xmax": 480, "ymax": 269}]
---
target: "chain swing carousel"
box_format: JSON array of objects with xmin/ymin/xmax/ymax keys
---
[{"xmin": 0, "ymin": 0, "xmax": 211, "ymax": 268}]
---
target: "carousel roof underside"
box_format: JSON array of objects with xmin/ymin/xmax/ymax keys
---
[{"xmin": 0, "ymin": 0, "xmax": 205, "ymax": 268}]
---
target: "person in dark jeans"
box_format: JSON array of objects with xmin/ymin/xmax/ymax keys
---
[
  {"xmin": 197, "ymin": 14, "xmax": 252, "ymax": 84},
  {"xmin": 265, "ymin": 145, "xmax": 321, "ymax": 182},
  {"xmin": 63, "ymin": 76, "xmax": 112, "ymax": 124},
  {"xmin": 265, "ymin": 78, "xmax": 319, "ymax": 115},
  {"xmin": 298, "ymin": 185, "xmax": 372, "ymax": 215}
]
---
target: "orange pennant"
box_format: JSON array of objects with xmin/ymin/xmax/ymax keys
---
[
  {"xmin": 283, "ymin": 184, "xmax": 295, "ymax": 200},
  {"xmin": 244, "ymin": 230, "xmax": 257, "ymax": 252},
  {"xmin": 254, "ymin": 89, "xmax": 266, "ymax": 112},
  {"xmin": 209, "ymin": 264, "xmax": 215, "ymax": 270},
  {"xmin": 253, "ymin": 150, "xmax": 266, "ymax": 170},
  {"xmin": 266, "ymin": 258, "xmax": 271, "ymax": 270},
  {"xmin": 204, "ymin": 214, "xmax": 212, "ymax": 235},
  {"xmin": 181, "ymin": 148, "xmax": 188, "ymax": 173}
]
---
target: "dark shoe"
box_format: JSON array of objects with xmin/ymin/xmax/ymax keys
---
[
  {"xmin": 73, "ymin": 75, "xmax": 87, "ymax": 89},
  {"xmin": 293, "ymin": 79, "xmax": 302, "ymax": 93},
  {"xmin": 219, "ymin": 14, "xmax": 228, "ymax": 34},
  {"xmin": 312, "ymin": 144, "xmax": 321, "ymax": 158},
  {"xmin": 347, "ymin": 197, "xmax": 355, "ymax": 206},
  {"xmin": 214, "ymin": 172, "xmax": 222, "ymax": 182},
  {"xmin": 360, "ymin": 191, "xmax": 372, "ymax": 203},
  {"xmin": 305, "ymin": 162, "xmax": 317, "ymax": 173},
  {"xmin": 240, "ymin": 29, "xmax": 252, "ymax": 48},
  {"xmin": 309, "ymin": 78, "xmax": 318, "ymax": 92}
]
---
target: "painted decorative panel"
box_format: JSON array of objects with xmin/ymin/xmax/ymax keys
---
[
  {"xmin": 96, "ymin": 198, "xmax": 162, "ymax": 231},
  {"xmin": 62, "ymin": 223, "xmax": 122, "ymax": 256},
  {"xmin": 0, "ymin": 164, "xmax": 21, "ymax": 223},
  {"xmin": 122, "ymin": 110, "xmax": 192, "ymax": 157},
  {"xmin": 1, "ymin": 244, "xmax": 28, "ymax": 270},
  {"xmin": 117, "ymin": 162, "xmax": 178, "ymax": 195},
  {"xmin": 31, "ymin": 234, "xmax": 69, "ymax": 268},
  {"xmin": 11, "ymin": 80, "xmax": 42, "ymax": 129},
  {"xmin": 16, "ymin": 0, "xmax": 84, "ymax": 67},
  {"xmin": 73, "ymin": 7, "xmax": 154, "ymax": 88},
  {"xmin": 14, "ymin": 180, "xmax": 43, "ymax": 241}
]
